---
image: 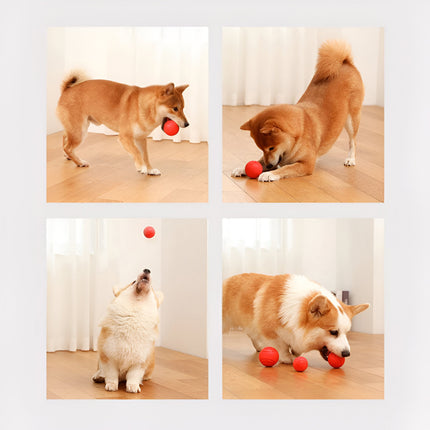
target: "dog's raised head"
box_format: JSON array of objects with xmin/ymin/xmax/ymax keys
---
[
  {"xmin": 240, "ymin": 105, "xmax": 304, "ymax": 170},
  {"xmin": 299, "ymin": 293, "xmax": 369, "ymax": 359},
  {"xmin": 113, "ymin": 269, "xmax": 163, "ymax": 307},
  {"xmin": 158, "ymin": 83, "xmax": 190, "ymax": 129}
]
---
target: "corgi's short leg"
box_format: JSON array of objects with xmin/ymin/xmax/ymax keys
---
[
  {"xmin": 135, "ymin": 136, "xmax": 161, "ymax": 176},
  {"xmin": 125, "ymin": 365, "xmax": 145, "ymax": 393},
  {"xmin": 102, "ymin": 362, "xmax": 119, "ymax": 391},
  {"xmin": 142, "ymin": 349, "xmax": 155, "ymax": 381}
]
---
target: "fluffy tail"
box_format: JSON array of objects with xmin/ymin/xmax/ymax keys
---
[
  {"xmin": 60, "ymin": 70, "xmax": 88, "ymax": 93},
  {"xmin": 314, "ymin": 40, "xmax": 354, "ymax": 82}
]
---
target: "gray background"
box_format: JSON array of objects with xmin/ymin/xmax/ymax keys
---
[{"xmin": 1, "ymin": 0, "xmax": 429, "ymax": 429}]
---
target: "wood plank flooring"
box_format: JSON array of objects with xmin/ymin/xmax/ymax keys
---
[
  {"xmin": 223, "ymin": 105, "xmax": 384, "ymax": 202},
  {"xmin": 223, "ymin": 331, "xmax": 384, "ymax": 399},
  {"xmin": 47, "ymin": 348, "xmax": 208, "ymax": 399},
  {"xmin": 46, "ymin": 132, "xmax": 208, "ymax": 203}
]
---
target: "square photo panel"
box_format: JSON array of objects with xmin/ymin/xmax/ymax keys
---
[
  {"xmin": 47, "ymin": 218, "xmax": 207, "ymax": 399},
  {"xmin": 222, "ymin": 218, "xmax": 384, "ymax": 399},
  {"xmin": 47, "ymin": 27, "xmax": 208, "ymax": 203},
  {"xmin": 223, "ymin": 28, "xmax": 384, "ymax": 202}
]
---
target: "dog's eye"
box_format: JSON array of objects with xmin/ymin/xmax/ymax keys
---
[
  {"xmin": 173, "ymin": 107, "xmax": 178, "ymax": 112},
  {"xmin": 269, "ymin": 147, "xmax": 274, "ymax": 151},
  {"xmin": 329, "ymin": 330, "xmax": 339, "ymax": 337}
]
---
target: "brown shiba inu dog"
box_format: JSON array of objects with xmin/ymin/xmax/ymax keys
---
[
  {"xmin": 56, "ymin": 72, "xmax": 189, "ymax": 175},
  {"xmin": 232, "ymin": 40, "xmax": 364, "ymax": 182}
]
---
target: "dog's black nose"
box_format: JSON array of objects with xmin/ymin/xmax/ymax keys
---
[
  {"xmin": 143, "ymin": 269, "xmax": 151, "ymax": 274},
  {"xmin": 341, "ymin": 350, "xmax": 350, "ymax": 357},
  {"xmin": 266, "ymin": 164, "xmax": 273, "ymax": 170},
  {"xmin": 184, "ymin": 122, "xmax": 189, "ymax": 128}
]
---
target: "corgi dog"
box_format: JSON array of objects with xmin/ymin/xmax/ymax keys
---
[
  {"xmin": 232, "ymin": 40, "xmax": 364, "ymax": 182},
  {"xmin": 57, "ymin": 72, "xmax": 189, "ymax": 175},
  {"xmin": 223, "ymin": 273, "xmax": 369, "ymax": 363},
  {"xmin": 92, "ymin": 269, "xmax": 163, "ymax": 393}
]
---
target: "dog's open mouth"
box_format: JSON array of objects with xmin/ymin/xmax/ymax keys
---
[
  {"xmin": 162, "ymin": 117, "xmax": 169, "ymax": 128},
  {"xmin": 320, "ymin": 346, "xmax": 330, "ymax": 361}
]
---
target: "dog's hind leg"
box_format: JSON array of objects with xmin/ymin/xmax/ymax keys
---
[
  {"xmin": 344, "ymin": 106, "xmax": 361, "ymax": 167},
  {"xmin": 91, "ymin": 361, "xmax": 105, "ymax": 383},
  {"xmin": 62, "ymin": 119, "xmax": 90, "ymax": 167}
]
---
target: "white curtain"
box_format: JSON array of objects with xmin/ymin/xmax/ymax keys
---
[
  {"xmin": 46, "ymin": 219, "xmax": 162, "ymax": 352},
  {"xmin": 223, "ymin": 27, "xmax": 384, "ymax": 106},
  {"xmin": 47, "ymin": 27, "xmax": 208, "ymax": 143}
]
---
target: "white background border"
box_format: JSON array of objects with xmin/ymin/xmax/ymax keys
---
[{"xmin": 1, "ymin": 0, "xmax": 429, "ymax": 429}]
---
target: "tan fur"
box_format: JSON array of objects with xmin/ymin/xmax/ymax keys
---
[
  {"xmin": 236, "ymin": 40, "xmax": 364, "ymax": 181},
  {"xmin": 57, "ymin": 75, "xmax": 189, "ymax": 173}
]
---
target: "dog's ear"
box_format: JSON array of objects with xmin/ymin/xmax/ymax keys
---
[
  {"xmin": 343, "ymin": 303, "xmax": 370, "ymax": 318},
  {"xmin": 309, "ymin": 295, "xmax": 330, "ymax": 317},
  {"xmin": 161, "ymin": 83, "xmax": 175, "ymax": 96},
  {"xmin": 240, "ymin": 120, "xmax": 252, "ymax": 131},
  {"xmin": 176, "ymin": 84, "xmax": 189, "ymax": 94},
  {"xmin": 260, "ymin": 120, "xmax": 281, "ymax": 135}
]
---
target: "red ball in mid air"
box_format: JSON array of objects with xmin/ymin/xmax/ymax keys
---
[
  {"xmin": 245, "ymin": 161, "xmax": 263, "ymax": 179},
  {"xmin": 162, "ymin": 119, "xmax": 179, "ymax": 136},
  {"xmin": 328, "ymin": 352, "xmax": 345, "ymax": 368},
  {"xmin": 293, "ymin": 356, "xmax": 308, "ymax": 372},
  {"xmin": 143, "ymin": 226, "xmax": 155, "ymax": 239},
  {"xmin": 259, "ymin": 347, "xmax": 279, "ymax": 367}
]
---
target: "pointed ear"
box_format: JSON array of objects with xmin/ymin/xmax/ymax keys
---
[
  {"xmin": 348, "ymin": 303, "xmax": 370, "ymax": 317},
  {"xmin": 161, "ymin": 83, "xmax": 175, "ymax": 96},
  {"xmin": 176, "ymin": 84, "xmax": 189, "ymax": 94},
  {"xmin": 309, "ymin": 295, "xmax": 330, "ymax": 317},
  {"xmin": 240, "ymin": 120, "xmax": 252, "ymax": 131},
  {"xmin": 260, "ymin": 120, "xmax": 281, "ymax": 135}
]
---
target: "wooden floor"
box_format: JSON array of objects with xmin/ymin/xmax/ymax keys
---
[
  {"xmin": 47, "ymin": 347, "xmax": 208, "ymax": 399},
  {"xmin": 47, "ymin": 132, "xmax": 208, "ymax": 202},
  {"xmin": 223, "ymin": 105, "xmax": 384, "ymax": 202},
  {"xmin": 223, "ymin": 331, "xmax": 384, "ymax": 399}
]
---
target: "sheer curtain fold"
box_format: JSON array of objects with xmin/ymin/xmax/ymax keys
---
[{"xmin": 223, "ymin": 27, "xmax": 384, "ymax": 107}]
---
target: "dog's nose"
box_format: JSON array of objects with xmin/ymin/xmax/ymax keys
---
[
  {"xmin": 184, "ymin": 122, "xmax": 189, "ymax": 128},
  {"xmin": 341, "ymin": 350, "xmax": 350, "ymax": 357},
  {"xmin": 266, "ymin": 163, "xmax": 273, "ymax": 170},
  {"xmin": 143, "ymin": 269, "xmax": 151, "ymax": 274}
]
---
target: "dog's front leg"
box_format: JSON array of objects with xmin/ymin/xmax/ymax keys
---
[
  {"xmin": 102, "ymin": 362, "xmax": 119, "ymax": 391},
  {"xmin": 135, "ymin": 136, "xmax": 161, "ymax": 176},
  {"xmin": 125, "ymin": 364, "xmax": 145, "ymax": 393},
  {"xmin": 258, "ymin": 159, "xmax": 315, "ymax": 182},
  {"xmin": 119, "ymin": 134, "xmax": 147, "ymax": 174}
]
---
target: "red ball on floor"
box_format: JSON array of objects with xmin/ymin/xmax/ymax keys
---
[
  {"xmin": 143, "ymin": 226, "xmax": 155, "ymax": 238},
  {"xmin": 328, "ymin": 352, "xmax": 345, "ymax": 368},
  {"xmin": 259, "ymin": 347, "xmax": 279, "ymax": 367},
  {"xmin": 162, "ymin": 119, "xmax": 179, "ymax": 136},
  {"xmin": 293, "ymin": 356, "xmax": 308, "ymax": 372},
  {"xmin": 245, "ymin": 161, "xmax": 263, "ymax": 179}
]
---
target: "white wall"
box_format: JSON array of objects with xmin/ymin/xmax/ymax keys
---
[
  {"xmin": 47, "ymin": 27, "xmax": 209, "ymax": 143},
  {"xmin": 160, "ymin": 219, "xmax": 207, "ymax": 359}
]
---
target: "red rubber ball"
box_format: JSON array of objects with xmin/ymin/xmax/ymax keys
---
[
  {"xmin": 163, "ymin": 119, "xmax": 179, "ymax": 136},
  {"xmin": 293, "ymin": 356, "xmax": 308, "ymax": 372},
  {"xmin": 143, "ymin": 226, "xmax": 155, "ymax": 239},
  {"xmin": 259, "ymin": 347, "xmax": 279, "ymax": 367},
  {"xmin": 328, "ymin": 352, "xmax": 345, "ymax": 368},
  {"xmin": 245, "ymin": 161, "xmax": 263, "ymax": 179}
]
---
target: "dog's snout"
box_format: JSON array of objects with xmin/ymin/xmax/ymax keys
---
[
  {"xmin": 184, "ymin": 122, "xmax": 189, "ymax": 128},
  {"xmin": 341, "ymin": 350, "xmax": 350, "ymax": 358},
  {"xmin": 143, "ymin": 269, "xmax": 151, "ymax": 274},
  {"xmin": 266, "ymin": 163, "xmax": 273, "ymax": 170}
]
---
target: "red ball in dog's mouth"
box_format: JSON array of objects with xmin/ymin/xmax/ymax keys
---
[{"xmin": 162, "ymin": 118, "xmax": 179, "ymax": 136}]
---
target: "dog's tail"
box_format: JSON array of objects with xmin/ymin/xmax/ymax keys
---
[
  {"xmin": 314, "ymin": 40, "xmax": 354, "ymax": 82},
  {"xmin": 60, "ymin": 70, "xmax": 88, "ymax": 93}
]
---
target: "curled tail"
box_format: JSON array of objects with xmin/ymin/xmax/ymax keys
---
[
  {"xmin": 314, "ymin": 40, "xmax": 354, "ymax": 82},
  {"xmin": 60, "ymin": 71, "xmax": 88, "ymax": 93}
]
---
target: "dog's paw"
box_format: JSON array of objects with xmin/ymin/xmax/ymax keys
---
[
  {"xmin": 231, "ymin": 167, "xmax": 246, "ymax": 177},
  {"xmin": 126, "ymin": 383, "xmax": 141, "ymax": 393},
  {"xmin": 148, "ymin": 168, "xmax": 161, "ymax": 176},
  {"xmin": 138, "ymin": 166, "xmax": 148, "ymax": 174},
  {"xmin": 258, "ymin": 172, "xmax": 280, "ymax": 182},
  {"xmin": 104, "ymin": 381, "xmax": 118, "ymax": 391},
  {"xmin": 77, "ymin": 160, "xmax": 89, "ymax": 167},
  {"xmin": 344, "ymin": 157, "xmax": 356, "ymax": 167}
]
